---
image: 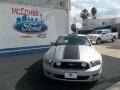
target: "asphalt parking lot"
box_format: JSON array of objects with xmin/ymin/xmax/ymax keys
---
[
  {"xmin": 0, "ymin": 40, "xmax": 120, "ymax": 90},
  {"xmin": 94, "ymin": 40, "xmax": 120, "ymax": 58}
]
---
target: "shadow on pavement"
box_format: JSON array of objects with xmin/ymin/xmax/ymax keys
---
[
  {"xmin": 105, "ymin": 46, "xmax": 120, "ymax": 50},
  {"xmin": 104, "ymin": 40, "xmax": 120, "ymax": 49},
  {"xmin": 92, "ymin": 40, "xmax": 113, "ymax": 45},
  {"xmin": 93, "ymin": 39, "xmax": 120, "ymax": 50},
  {"xmin": 15, "ymin": 58, "xmax": 96, "ymax": 90},
  {"xmin": 15, "ymin": 55, "xmax": 120, "ymax": 90}
]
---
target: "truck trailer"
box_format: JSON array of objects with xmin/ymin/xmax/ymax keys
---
[{"xmin": 0, "ymin": 0, "xmax": 70, "ymax": 57}]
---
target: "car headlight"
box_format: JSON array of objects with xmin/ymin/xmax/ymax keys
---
[
  {"xmin": 81, "ymin": 62, "xmax": 87, "ymax": 67},
  {"xmin": 44, "ymin": 59, "xmax": 53, "ymax": 66},
  {"xmin": 56, "ymin": 62, "xmax": 62, "ymax": 66},
  {"xmin": 90, "ymin": 60, "xmax": 101, "ymax": 67}
]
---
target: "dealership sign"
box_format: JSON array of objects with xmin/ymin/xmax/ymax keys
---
[
  {"xmin": 13, "ymin": 15, "xmax": 48, "ymax": 34},
  {"xmin": 12, "ymin": 7, "xmax": 48, "ymax": 37}
]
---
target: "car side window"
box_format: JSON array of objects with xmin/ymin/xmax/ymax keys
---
[
  {"xmin": 56, "ymin": 37, "xmax": 64, "ymax": 44},
  {"xmin": 102, "ymin": 31, "xmax": 106, "ymax": 35},
  {"xmin": 105, "ymin": 31, "xmax": 109, "ymax": 34}
]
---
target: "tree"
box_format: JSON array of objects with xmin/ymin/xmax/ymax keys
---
[
  {"xmin": 80, "ymin": 9, "xmax": 89, "ymax": 20},
  {"xmin": 91, "ymin": 7, "xmax": 97, "ymax": 19},
  {"xmin": 71, "ymin": 23, "xmax": 76, "ymax": 33}
]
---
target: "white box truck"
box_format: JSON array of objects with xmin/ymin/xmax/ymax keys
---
[{"xmin": 0, "ymin": 0, "xmax": 70, "ymax": 57}]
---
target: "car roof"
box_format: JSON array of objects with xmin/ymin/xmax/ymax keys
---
[
  {"xmin": 95, "ymin": 29, "xmax": 110, "ymax": 31},
  {"xmin": 60, "ymin": 34, "xmax": 86, "ymax": 37}
]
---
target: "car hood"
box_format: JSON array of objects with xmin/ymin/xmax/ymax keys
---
[{"xmin": 45, "ymin": 45, "xmax": 101, "ymax": 62}]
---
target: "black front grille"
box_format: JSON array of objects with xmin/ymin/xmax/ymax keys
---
[
  {"xmin": 54, "ymin": 62, "xmax": 90, "ymax": 69},
  {"xmin": 53, "ymin": 74, "xmax": 89, "ymax": 80}
]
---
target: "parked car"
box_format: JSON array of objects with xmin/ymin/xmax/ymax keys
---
[
  {"xmin": 87, "ymin": 29, "xmax": 118, "ymax": 44},
  {"xmin": 43, "ymin": 34, "xmax": 102, "ymax": 82}
]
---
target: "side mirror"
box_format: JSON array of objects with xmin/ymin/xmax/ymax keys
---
[{"xmin": 51, "ymin": 42, "xmax": 55, "ymax": 45}]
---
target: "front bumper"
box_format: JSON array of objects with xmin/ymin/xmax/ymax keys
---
[{"xmin": 43, "ymin": 64, "xmax": 102, "ymax": 82}]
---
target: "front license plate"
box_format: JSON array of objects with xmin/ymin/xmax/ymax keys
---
[{"xmin": 65, "ymin": 72, "xmax": 77, "ymax": 79}]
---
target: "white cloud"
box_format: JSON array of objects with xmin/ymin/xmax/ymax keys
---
[
  {"xmin": 71, "ymin": 0, "xmax": 76, "ymax": 3},
  {"xmin": 71, "ymin": 0, "xmax": 120, "ymax": 19},
  {"xmin": 71, "ymin": 6, "xmax": 80, "ymax": 18}
]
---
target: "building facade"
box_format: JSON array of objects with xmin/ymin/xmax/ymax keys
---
[
  {"xmin": 80, "ymin": 18, "xmax": 120, "ymax": 37},
  {"xmin": 0, "ymin": 0, "xmax": 70, "ymax": 10},
  {"xmin": 82, "ymin": 18, "xmax": 120, "ymax": 30},
  {"xmin": 0, "ymin": 0, "xmax": 71, "ymax": 57}
]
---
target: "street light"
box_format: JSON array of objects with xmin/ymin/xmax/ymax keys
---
[
  {"xmin": 40, "ymin": 14, "xmax": 43, "ymax": 22},
  {"xmin": 118, "ymin": 24, "xmax": 120, "ymax": 39}
]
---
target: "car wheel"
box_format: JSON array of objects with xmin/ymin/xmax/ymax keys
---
[
  {"xmin": 96, "ymin": 38, "xmax": 101, "ymax": 45},
  {"xmin": 112, "ymin": 36, "xmax": 116, "ymax": 42}
]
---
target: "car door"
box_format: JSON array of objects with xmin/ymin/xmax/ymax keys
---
[
  {"xmin": 106, "ymin": 30, "xmax": 112, "ymax": 40},
  {"xmin": 102, "ymin": 31, "xmax": 108, "ymax": 41}
]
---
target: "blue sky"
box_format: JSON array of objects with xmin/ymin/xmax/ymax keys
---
[{"xmin": 71, "ymin": 0, "xmax": 120, "ymax": 20}]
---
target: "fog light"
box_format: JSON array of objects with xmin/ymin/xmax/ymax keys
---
[
  {"xmin": 56, "ymin": 62, "xmax": 61, "ymax": 66},
  {"xmin": 81, "ymin": 62, "xmax": 87, "ymax": 67},
  {"xmin": 92, "ymin": 74, "xmax": 98, "ymax": 77}
]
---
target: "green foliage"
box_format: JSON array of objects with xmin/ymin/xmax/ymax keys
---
[
  {"xmin": 80, "ymin": 9, "xmax": 89, "ymax": 20},
  {"xmin": 91, "ymin": 7, "xmax": 97, "ymax": 19}
]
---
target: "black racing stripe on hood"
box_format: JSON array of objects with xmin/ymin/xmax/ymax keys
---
[{"xmin": 63, "ymin": 45, "xmax": 80, "ymax": 59}]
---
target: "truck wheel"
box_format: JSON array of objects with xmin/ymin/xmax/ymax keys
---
[
  {"xmin": 96, "ymin": 38, "xmax": 101, "ymax": 45},
  {"xmin": 112, "ymin": 36, "xmax": 116, "ymax": 42}
]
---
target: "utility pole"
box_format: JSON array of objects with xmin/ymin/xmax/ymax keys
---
[
  {"xmin": 118, "ymin": 24, "xmax": 120, "ymax": 39},
  {"xmin": 40, "ymin": 14, "xmax": 43, "ymax": 22}
]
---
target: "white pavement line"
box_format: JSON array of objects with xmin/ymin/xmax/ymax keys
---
[{"xmin": 106, "ymin": 82, "xmax": 120, "ymax": 90}]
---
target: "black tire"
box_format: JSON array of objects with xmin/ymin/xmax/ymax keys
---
[
  {"xmin": 112, "ymin": 36, "xmax": 116, "ymax": 42},
  {"xmin": 96, "ymin": 38, "xmax": 101, "ymax": 45}
]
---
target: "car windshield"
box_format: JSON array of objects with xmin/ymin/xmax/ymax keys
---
[
  {"xmin": 91, "ymin": 31, "xmax": 102, "ymax": 34},
  {"xmin": 55, "ymin": 36, "xmax": 91, "ymax": 45}
]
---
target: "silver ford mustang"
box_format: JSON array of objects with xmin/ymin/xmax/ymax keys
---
[{"xmin": 43, "ymin": 34, "xmax": 102, "ymax": 82}]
